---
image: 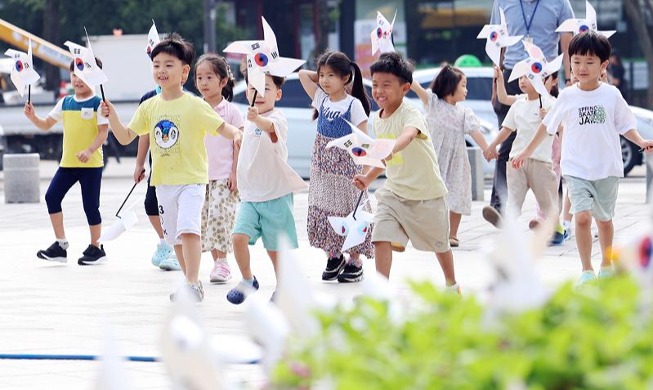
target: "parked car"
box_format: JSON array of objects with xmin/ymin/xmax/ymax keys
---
[
  {"xmin": 624, "ymin": 106, "xmax": 653, "ymax": 176},
  {"xmin": 232, "ymin": 72, "xmax": 497, "ymax": 178}
]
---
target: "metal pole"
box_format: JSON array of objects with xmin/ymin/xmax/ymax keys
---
[{"xmin": 203, "ymin": 0, "xmax": 216, "ymax": 53}]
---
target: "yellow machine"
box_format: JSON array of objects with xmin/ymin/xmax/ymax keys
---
[{"xmin": 0, "ymin": 18, "xmax": 72, "ymax": 69}]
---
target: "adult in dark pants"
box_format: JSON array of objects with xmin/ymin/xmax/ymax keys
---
[{"xmin": 483, "ymin": 0, "xmax": 574, "ymax": 227}]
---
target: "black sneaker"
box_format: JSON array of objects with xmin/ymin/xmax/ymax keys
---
[
  {"xmin": 77, "ymin": 244, "xmax": 107, "ymax": 265},
  {"xmin": 322, "ymin": 254, "xmax": 346, "ymax": 281},
  {"xmin": 338, "ymin": 262, "xmax": 364, "ymax": 283},
  {"xmin": 482, "ymin": 206, "xmax": 502, "ymax": 228},
  {"xmin": 37, "ymin": 241, "xmax": 68, "ymax": 263}
]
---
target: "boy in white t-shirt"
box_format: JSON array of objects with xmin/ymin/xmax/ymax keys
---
[
  {"xmin": 485, "ymin": 74, "xmax": 562, "ymax": 243},
  {"xmin": 513, "ymin": 31, "xmax": 653, "ymax": 285},
  {"xmin": 226, "ymin": 73, "xmax": 308, "ymax": 304}
]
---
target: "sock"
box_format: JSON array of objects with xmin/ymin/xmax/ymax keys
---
[
  {"xmin": 56, "ymin": 239, "xmax": 69, "ymax": 250},
  {"xmin": 215, "ymin": 257, "xmax": 228, "ymax": 264},
  {"xmin": 242, "ymin": 277, "xmax": 255, "ymax": 287},
  {"xmin": 563, "ymin": 220, "xmax": 572, "ymax": 230},
  {"xmin": 160, "ymin": 239, "xmax": 167, "ymax": 246},
  {"xmin": 348, "ymin": 257, "xmax": 363, "ymax": 267}
]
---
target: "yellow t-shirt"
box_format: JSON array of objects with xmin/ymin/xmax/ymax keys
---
[
  {"xmin": 128, "ymin": 94, "xmax": 224, "ymax": 185},
  {"xmin": 373, "ymin": 102, "xmax": 447, "ymax": 200},
  {"xmin": 48, "ymin": 95, "xmax": 108, "ymax": 168}
]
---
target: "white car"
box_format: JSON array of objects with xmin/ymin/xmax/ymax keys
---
[
  {"xmin": 231, "ymin": 72, "xmax": 497, "ymax": 178},
  {"xmin": 624, "ymin": 106, "xmax": 653, "ymax": 176}
]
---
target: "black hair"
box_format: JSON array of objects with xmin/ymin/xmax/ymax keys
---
[
  {"xmin": 312, "ymin": 50, "xmax": 370, "ymax": 120},
  {"xmin": 243, "ymin": 69, "xmax": 285, "ymax": 90},
  {"xmin": 150, "ymin": 32, "xmax": 194, "ymax": 66},
  {"xmin": 370, "ymin": 52, "xmax": 413, "ymax": 85},
  {"xmin": 195, "ymin": 53, "xmax": 235, "ymax": 101},
  {"xmin": 431, "ymin": 65, "xmax": 465, "ymax": 99},
  {"xmin": 69, "ymin": 57, "xmax": 102, "ymax": 72},
  {"xmin": 568, "ymin": 30, "xmax": 611, "ymax": 63},
  {"xmin": 546, "ymin": 71, "xmax": 559, "ymax": 97}
]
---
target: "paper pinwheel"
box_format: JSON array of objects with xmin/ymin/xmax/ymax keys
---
[
  {"xmin": 64, "ymin": 39, "xmax": 108, "ymax": 90},
  {"xmin": 98, "ymin": 181, "xmax": 141, "ymax": 243},
  {"xmin": 508, "ymin": 41, "xmax": 563, "ymax": 98},
  {"xmin": 556, "ymin": 1, "xmax": 615, "ymax": 38},
  {"xmin": 145, "ymin": 20, "xmax": 160, "ymax": 58},
  {"xmin": 223, "ymin": 16, "xmax": 305, "ymax": 97},
  {"xmin": 328, "ymin": 201, "xmax": 374, "ymax": 252},
  {"xmin": 326, "ymin": 119, "xmax": 396, "ymax": 168},
  {"xmin": 4, "ymin": 39, "xmax": 40, "ymax": 99},
  {"xmin": 371, "ymin": 10, "xmax": 396, "ymax": 55},
  {"xmin": 477, "ymin": 8, "xmax": 523, "ymax": 68}
]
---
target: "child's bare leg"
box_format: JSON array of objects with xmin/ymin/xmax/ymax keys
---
[
  {"xmin": 173, "ymin": 245, "xmax": 186, "ymax": 273},
  {"xmin": 575, "ymin": 211, "xmax": 594, "ymax": 271},
  {"xmin": 595, "ymin": 219, "xmax": 614, "ymax": 268},
  {"xmin": 180, "ymin": 233, "xmax": 201, "ymax": 284},
  {"xmin": 374, "ymin": 241, "xmax": 393, "ymax": 278},
  {"xmin": 449, "ymin": 211, "xmax": 461, "ymax": 239},
  {"xmin": 211, "ymin": 249, "xmax": 227, "ymax": 261},
  {"xmin": 148, "ymin": 215, "xmax": 164, "ymax": 239},
  {"xmin": 50, "ymin": 212, "xmax": 65, "ymax": 239},
  {"xmin": 267, "ymin": 250, "xmax": 278, "ymax": 281},
  {"xmin": 232, "ymin": 233, "xmax": 252, "ymax": 279},
  {"xmin": 563, "ymin": 191, "xmax": 573, "ymax": 224},
  {"xmin": 435, "ymin": 250, "xmax": 456, "ymax": 286},
  {"xmin": 89, "ymin": 224, "xmax": 101, "ymax": 247}
]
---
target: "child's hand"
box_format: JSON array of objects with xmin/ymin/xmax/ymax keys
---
[
  {"xmin": 494, "ymin": 65, "xmax": 503, "ymax": 80},
  {"xmin": 134, "ymin": 166, "xmax": 146, "ymax": 183},
  {"xmin": 24, "ymin": 102, "xmax": 36, "ymax": 119},
  {"xmin": 511, "ymin": 152, "xmax": 528, "ymax": 169},
  {"xmin": 640, "ymin": 140, "xmax": 653, "ymax": 153},
  {"xmin": 353, "ymin": 174, "xmax": 372, "ymax": 190},
  {"xmin": 483, "ymin": 146, "xmax": 498, "ymax": 161},
  {"xmin": 246, "ymin": 106, "xmax": 259, "ymax": 122},
  {"xmin": 227, "ymin": 172, "xmax": 238, "ymax": 192},
  {"xmin": 233, "ymin": 131, "xmax": 242, "ymax": 148},
  {"xmin": 539, "ymin": 108, "xmax": 547, "ymax": 119},
  {"xmin": 76, "ymin": 149, "xmax": 92, "ymax": 163},
  {"xmin": 100, "ymin": 100, "xmax": 115, "ymax": 119}
]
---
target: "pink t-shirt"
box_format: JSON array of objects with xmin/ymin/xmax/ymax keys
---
[{"xmin": 205, "ymin": 98, "xmax": 245, "ymax": 180}]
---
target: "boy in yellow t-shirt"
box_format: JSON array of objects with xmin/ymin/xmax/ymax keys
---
[
  {"xmin": 24, "ymin": 58, "xmax": 109, "ymax": 266},
  {"xmin": 353, "ymin": 52, "xmax": 459, "ymax": 293},
  {"xmin": 101, "ymin": 34, "xmax": 242, "ymax": 302}
]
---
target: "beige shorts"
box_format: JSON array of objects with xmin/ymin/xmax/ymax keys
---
[{"xmin": 371, "ymin": 187, "xmax": 450, "ymax": 253}]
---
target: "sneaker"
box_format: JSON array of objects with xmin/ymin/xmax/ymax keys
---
[
  {"xmin": 482, "ymin": 206, "xmax": 502, "ymax": 228},
  {"xmin": 37, "ymin": 241, "xmax": 67, "ymax": 263},
  {"xmin": 209, "ymin": 260, "xmax": 232, "ymax": 284},
  {"xmin": 77, "ymin": 245, "xmax": 107, "ymax": 265},
  {"xmin": 549, "ymin": 231, "xmax": 566, "ymax": 246},
  {"xmin": 563, "ymin": 221, "xmax": 573, "ymax": 237},
  {"xmin": 449, "ymin": 237, "xmax": 460, "ymax": 247},
  {"xmin": 322, "ymin": 254, "xmax": 346, "ymax": 281},
  {"xmin": 337, "ymin": 262, "xmax": 364, "ymax": 283},
  {"xmin": 576, "ymin": 270, "xmax": 597, "ymax": 286},
  {"xmin": 159, "ymin": 257, "xmax": 181, "ymax": 271},
  {"xmin": 227, "ymin": 277, "xmax": 260, "ymax": 305},
  {"xmin": 528, "ymin": 219, "xmax": 541, "ymax": 230},
  {"xmin": 563, "ymin": 228, "xmax": 570, "ymax": 241},
  {"xmin": 170, "ymin": 281, "xmax": 204, "ymax": 302},
  {"xmin": 151, "ymin": 242, "xmax": 175, "ymax": 267},
  {"xmin": 598, "ymin": 266, "xmax": 615, "ymax": 279}
]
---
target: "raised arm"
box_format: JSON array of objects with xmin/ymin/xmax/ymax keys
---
[
  {"xmin": 494, "ymin": 66, "xmax": 517, "ymax": 106},
  {"xmin": 100, "ymin": 100, "xmax": 138, "ymax": 145},
  {"xmin": 24, "ymin": 102, "xmax": 57, "ymax": 131},
  {"xmin": 560, "ymin": 32, "xmax": 573, "ymax": 85},
  {"xmin": 410, "ymin": 80, "xmax": 430, "ymax": 106},
  {"xmin": 298, "ymin": 69, "xmax": 319, "ymax": 100}
]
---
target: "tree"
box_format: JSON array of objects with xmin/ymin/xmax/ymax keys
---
[{"xmin": 623, "ymin": 0, "xmax": 653, "ymax": 108}]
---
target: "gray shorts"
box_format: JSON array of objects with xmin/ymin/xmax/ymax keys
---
[
  {"xmin": 564, "ymin": 175, "xmax": 619, "ymax": 221},
  {"xmin": 372, "ymin": 187, "xmax": 450, "ymax": 253}
]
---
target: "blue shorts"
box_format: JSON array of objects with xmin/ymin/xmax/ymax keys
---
[{"xmin": 232, "ymin": 193, "xmax": 298, "ymax": 251}]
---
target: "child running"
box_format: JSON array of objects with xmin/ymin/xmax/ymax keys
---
[
  {"xmin": 194, "ymin": 53, "xmax": 244, "ymax": 284},
  {"xmin": 298, "ymin": 50, "xmax": 373, "ymax": 283},
  {"xmin": 353, "ymin": 52, "xmax": 459, "ymax": 292},
  {"xmin": 101, "ymin": 33, "xmax": 242, "ymax": 301},
  {"xmin": 512, "ymin": 31, "xmax": 653, "ymax": 285},
  {"xmin": 226, "ymin": 72, "xmax": 308, "ymax": 304},
  {"xmin": 25, "ymin": 58, "xmax": 109, "ymax": 265},
  {"xmin": 410, "ymin": 65, "xmax": 489, "ymax": 248}
]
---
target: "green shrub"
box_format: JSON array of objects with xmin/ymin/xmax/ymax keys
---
[{"xmin": 270, "ymin": 277, "xmax": 653, "ymax": 389}]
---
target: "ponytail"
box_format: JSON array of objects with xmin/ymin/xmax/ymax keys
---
[{"xmin": 349, "ymin": 61, "xmax": 370, "ymax": 116}]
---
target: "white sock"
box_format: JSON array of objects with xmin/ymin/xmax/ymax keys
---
[
  {"xmin": 242, "ymin": 277, "xmax": 255, "ymax": 287},
  {"xmin": 56, "ymin": 239, "xmax": 69, "ymax": 250},
  {"xmin": 215, "ymin": 257, "xmax": 228, "ymax": 264},
  {"xmin": 159, "ymin": 239, "xmax": 167, "ymax": 246}
]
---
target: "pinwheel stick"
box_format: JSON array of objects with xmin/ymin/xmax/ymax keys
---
[
  {"xmin": 352, "ymin": 190, "xmax": 365, "ymax": 221},
  {"xmin": 115, "ymin": 177, "xmax": 141, "ymax": 218},
  {"xmin": 538, "ymin": 95, "xmax": 542, "ymax": 109},
  {"xmin": 28, "ymin": 85, "xmax": 31, "ymax": 104},
  {"xmin": 100, "ymin": 85, "xmax": 106, "ymax": 102},
  {"xmin": 250, "ymin": 90, "xmax": 257, "ymax": 108}
]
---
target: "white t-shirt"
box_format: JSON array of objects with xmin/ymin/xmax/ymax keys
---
[
  {"xmin": 205, "ymin": 99, "xmax": 245, "ymax": 180},
  {"xmin": 311, "ymin": 88, "xmax": 367, "ymax": 126},
  {"xmin": 236, "ymin": 109, "xmax": 307, "ymax": 202},
  {"xmin": 543, "ymin": 83, "xmax": 635, "ymax": 180},
  {"xmin": 503, "ymin": 95, "xmax": 556, "ymax": 163}
]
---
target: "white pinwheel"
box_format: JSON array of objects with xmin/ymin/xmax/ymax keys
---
[
  {"xmin": 4, "ymin": 39, "xmax": 40, "ymax": 99},
  {"xmin": 326, "ymin": 119, "xmax": 396, "ymax": 168},
  {"xmin": 477, "ymin": 8, "xmax": 523, "ymax": 68},
  {"xmin": 328, "ymin": 200, "xmax": 374, "ymax": 252},
  {"xmin": 509, "ymin": 41, "xmax": 562, "ymax": 98},
  {"xmin": 145, "ymin": 19, "xmax": 160, "ymax": 58},
  {"xmin": 371, "ymin": 10, "xmax": 396, "ymax": 55},
  {"xmin": 556, "ymin": 1, "xmax": 615, "ymax": 38}
]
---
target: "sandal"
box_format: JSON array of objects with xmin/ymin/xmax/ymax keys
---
[{"xmin": 449, "ymin": 237, "xmax": 459, "ymax": 247}]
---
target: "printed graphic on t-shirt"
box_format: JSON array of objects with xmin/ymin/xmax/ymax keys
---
[
  {"xmin": 578, "ymin": 105, "xmax": 606, "ymax": 125},
  {"xmin": 322, "ymin": 106, "xmax": 342, "ymax": 121},
  {"xmin": 154, "ymin": 118, "xmax": 180, "ymax": 150}
]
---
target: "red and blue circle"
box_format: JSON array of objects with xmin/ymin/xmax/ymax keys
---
[
  {"xmin": 639, "ymin": 237, "xmax": 652, "ymax": 268},
  {"xmin": 254, "ymin": 53, "xmax": 268, "ymax": 67},
  {"xmin": 75, "ymin": 57, "xmax": 85, "ymax": 71},
  {"xmin": 530, "ymin": 62, "xmax": 543, "ymax": 74},
  {"xmin": 490, "ymin": 31, "xmax": 499, "ymax": 42},
  {"xmin": 578, "ymin": 25, "xmax": 590, "ymax": 33},
  {"xmin": 352, "ymin": 147, "xmax": 367, "ymax": 157},
  {"xmin": 14, "ymin": 60, "xmax": 24, "ymax": 72},
  {"xmin": 376, "ymin": 27, "xmax": 383, "ymax": 38}
]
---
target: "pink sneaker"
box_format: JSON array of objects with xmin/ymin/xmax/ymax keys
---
[{"xmin": 210, "ymin": 260, "xmax": 232, "ymax": 284}]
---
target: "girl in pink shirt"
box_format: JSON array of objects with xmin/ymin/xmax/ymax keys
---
[{"xmin": 195, "ymin": 54, "xmax": 244, "ymax": 283}]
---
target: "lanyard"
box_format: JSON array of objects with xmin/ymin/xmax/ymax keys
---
[{"xmin": 520, "ymin": 0, "xmax": 541, "ymax": 36}]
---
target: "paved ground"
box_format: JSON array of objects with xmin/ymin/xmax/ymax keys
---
[{"xmin": 0, "ymin": 157, "xmax": 650, "ymax": 389}]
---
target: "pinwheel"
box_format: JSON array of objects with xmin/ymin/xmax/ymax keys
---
[
  {"xmin": 556, "ymin": 1, "xmax": 615, "ymax": 37},
  {"xmin": 4, "ymin": 39, "xmax": 40, "ymax": 102},
  {"xmin": 371, "ymin": 10, "xmax": 396, "ymax": 55},
  {"xmin": 64, "ymin": 29, "xmax": 109, "ymax": 100},
  {"xmin": 328, "ymin": 192, "xmax": 374, "ymax": 252},
  {"xmin": 223, "ymin": 16, "xmax": 305, "ymax": 97},
  {"xmin": 508, "ymin": 41, "xmax": 562, "ymax": 98},
  {"xmin": 477, "ymin": 8, "xmax": 523, "ymax": 68},
  {"xmin": 326, "ymin": 119, "xmax": 396, "ymax": 168},
  {"xmin": 145, "ymin": 19, "xmax": 160, "ymax": 58}
]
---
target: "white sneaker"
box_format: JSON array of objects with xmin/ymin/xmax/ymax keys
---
[{"xmin": 210, "ymin": 260, "xmax": 232, "ymax": 284}]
